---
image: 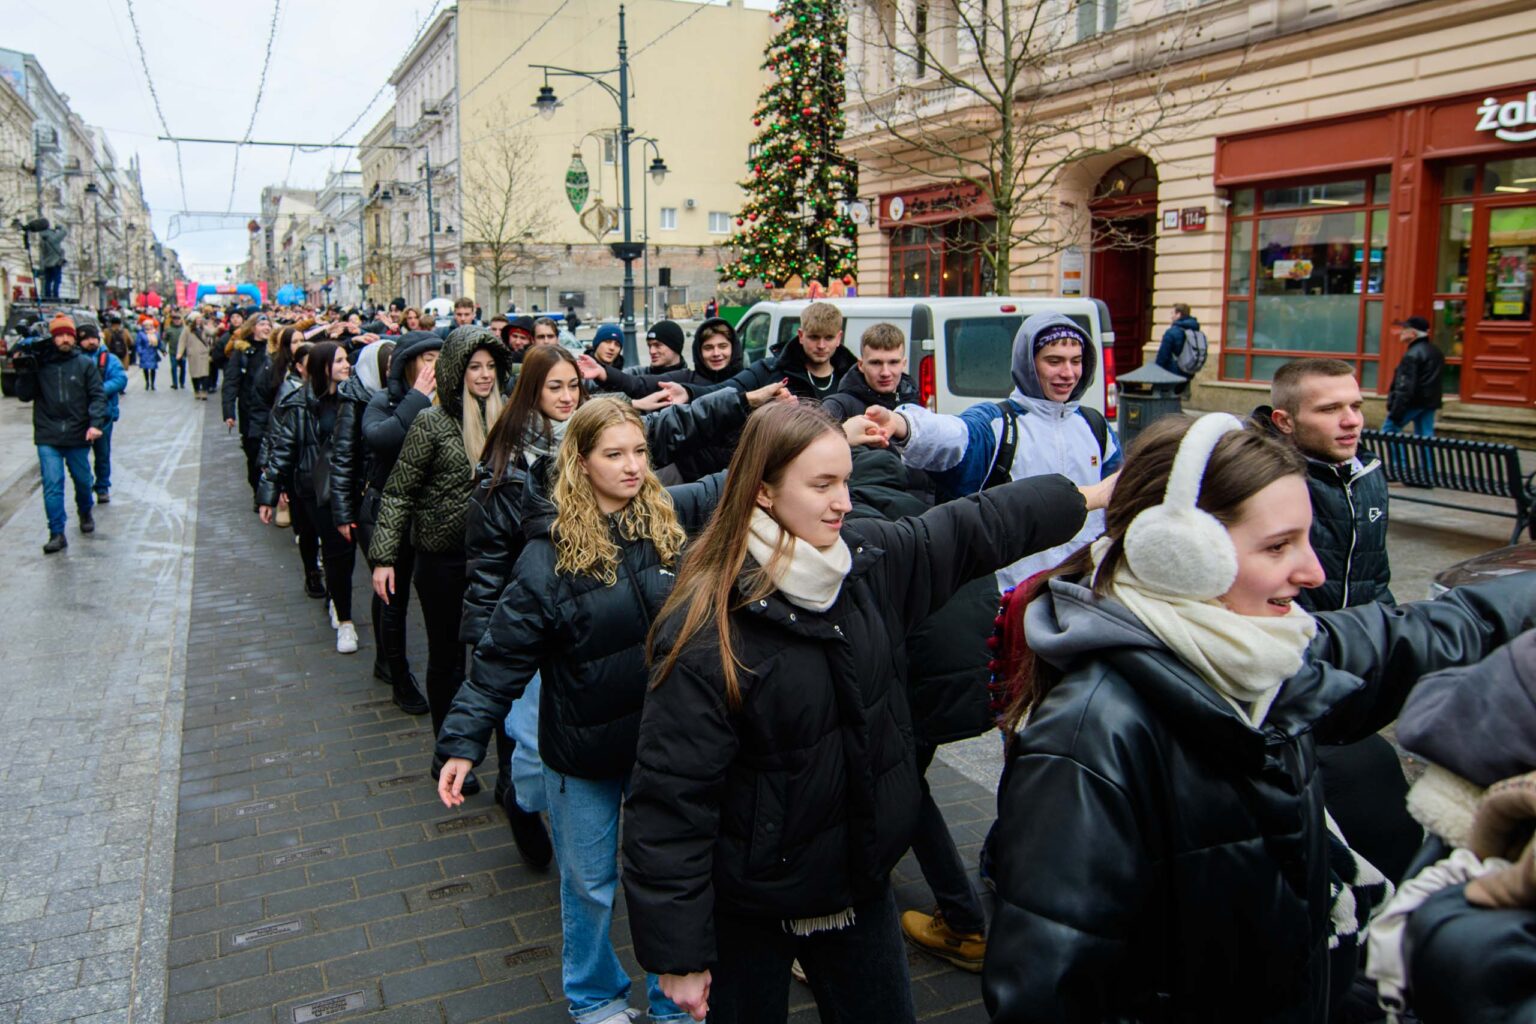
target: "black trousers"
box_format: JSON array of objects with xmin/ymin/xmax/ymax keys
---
[
  {"xmin": 299, "ymin": 491, "xmax": 356, "ymax": 622},
  {"xmin": 360, "ymin": 489, "xmax": 413, "ymax": 683},
  {"xmin": 414, "ymin": 549, "xmax": 511, "ymax": 781},
  {"xmin": 241, "ymin": 434, "xmax": 262, "ymax": 496},
  {"xmin": 709, "ymin": 886, "xmax": 916, "ymax": 1024},
  {"xmin": 912, "ymin": 742, "xmax": 986, "ymax": 934},
  {"xmin": 288, "ymin": 486, "xmax": 321, "ymax": 581}
]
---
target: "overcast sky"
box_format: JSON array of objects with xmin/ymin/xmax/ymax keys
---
[{"xmin": 8, "ymin": 1, "xmax": 481, "ymax": 279}]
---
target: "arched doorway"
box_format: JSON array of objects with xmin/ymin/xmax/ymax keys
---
[{"xmin": 1089, "ymin": 156, "xmax": 1158, "ymax": 373}]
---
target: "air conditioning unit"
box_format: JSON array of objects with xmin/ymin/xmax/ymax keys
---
[{"xmin": 684, "ymin": 198, "xmax": 697, "ymax": 210}]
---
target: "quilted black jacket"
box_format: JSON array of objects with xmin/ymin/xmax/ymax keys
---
[{"xmin": 327, "ymin": 373, "xmax": 374, "ymax": 526}]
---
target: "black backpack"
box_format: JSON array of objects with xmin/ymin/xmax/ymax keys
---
[{"xmin": 982, "ymin": 401, "xmax": 1110, "ymax": 492}]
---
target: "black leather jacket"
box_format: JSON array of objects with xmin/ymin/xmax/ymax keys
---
[
  {"xmin": 1387, "ymin": 337, "xmax": 1446, "ymax": 415},
  {"xmin": 458, "ymin": 387, "xmax": 751, "ymax": 647},
  {"xmin": 621, "ymin": 476, "xmax": 1088, "ymax": 977},
  {"xmin": 437, "ymin": 463, "xmax": 723, "ymax": 780},
  {"xmin": 256, "ymin": 385, "xmax": 338, "ymax": 509},
  {"xmin": 327, "ymin": 374, "xmax": 374, "ymax": 526},
  {"xmin": 982, "ymin": 573, "xmax": 1536, "ymax": 1024}
]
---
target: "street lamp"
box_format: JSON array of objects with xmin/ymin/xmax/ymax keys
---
[
  {"xmin": 530, "ymin": 3, "xmax": 645, "ymax": 365},
  {"xmin": 85, "ymin": 182, "xmax": 105, "ymax": 309},
  {"xmin": 633, "ymin": 135, "xmax": 668, "ymax": 329}
]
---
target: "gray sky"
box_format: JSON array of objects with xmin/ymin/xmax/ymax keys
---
[{"xmin": 10, "ymin": 0, "xmax": 452, "ymax": 277}]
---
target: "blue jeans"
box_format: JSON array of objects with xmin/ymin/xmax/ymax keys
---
[
  {"xmin": 37, "ymin": 444, "xmax": 94, "ymax": 535},
  {"xmin": 505, "ymin": 676, "xmax": 547, "ymax": 813},
  {"xmin": 1382, "ymin": 407, "xmax": 1436, "ymax": 436},
  {"xmin": 542, "ymin": 766, "xmax": 687, "ymax": 1024},
  {"xmin": 92, "ymin": 421, "xmax": 114, "ymax": 495},
  {"xmin": 171, "ymin": 358, "xmax": 187, "ymax": 388}
]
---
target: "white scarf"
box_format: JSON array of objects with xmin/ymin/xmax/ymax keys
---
[
  {"xmin": 1092, "ymin": 537, "xmax": 1317, "ymax": 727},
  {"xmin": 746, "ymin": 508, "xmax": 851, "ymax": 612}
]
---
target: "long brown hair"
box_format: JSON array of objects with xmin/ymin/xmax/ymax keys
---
[
  {"xmin": 305, "ymin": 341, "xmax": 344, "ymax": 397},
  {"xmin": 270, "ymin": 324, "xmax": 304, "ymax": 377},
  {"xmin": 648, "ymin": 402, "xmax": 842, "ymax": 709},
  {"xmin": 482, "ymin": 346, "xmax": 584, "ymax": 488},
  {"xmin": 1001, "ymin": 414, "xmax": 1307, "ymax": 731},
  {"xmin": 550, "ymin": 399, "xmax": 686, "ymax": 584}
]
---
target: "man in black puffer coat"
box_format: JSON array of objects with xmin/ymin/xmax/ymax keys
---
[
  {"xmin": 17, "ymin": 315, "xmax": 108, "ymax": 553},
  {"xmin": 821, "ymin": 322, "xmax": 921, "ymax": 424}
]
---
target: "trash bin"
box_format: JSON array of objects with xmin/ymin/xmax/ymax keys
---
[{"xmin": 1116, "ymin": 362, "xmax": 1187, "ymax": 448}]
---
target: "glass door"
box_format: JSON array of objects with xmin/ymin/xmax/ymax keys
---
[{"xmin": 1463, "ymin": 202, "xmax": 1536, "ymax": 404}]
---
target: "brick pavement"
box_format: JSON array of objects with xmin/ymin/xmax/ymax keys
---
[
  {"xmin": 0, "ymin": 384, "xmax": 203, "ymax": 1024},
  {"xmin": 166, "ymin": 404, "xmax": 995, "ymax": 1024}
]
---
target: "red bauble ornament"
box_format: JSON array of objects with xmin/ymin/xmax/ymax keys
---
[
  {"xmin": 748, "ymin": 213, "xmax": 757, "ymax": 221},
  {"xmin": 802, "ymin": 106, "xmax": 813, "ymax": 116},
  {"xmin": 842, "ymin": 274, "xmax": 854, "ymax": 286},
  {"xmin": 735, "ymin": 217, "xmax": 745, "ymax": 226},
  {"xmin": 753, "ymin": 119, "xmax": 761, "ymax": 126},
  {"xmin": 737, "ymin": 279, "xmax": 748, "ymax": 287}
]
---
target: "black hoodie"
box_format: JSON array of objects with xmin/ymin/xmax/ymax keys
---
[
  {"xmin": 700, "ymin": 331, "xmax": 858, "ymax": 402},
  {"xmin": 361, "ymin": 330, "xmax": 444, "ymax": 491},
  {"xmin": 821, "ymin": 365, "xmax": 921, "ymax": 423},
  {"xmin": 591, "ymin": 317, "xmax": 745, "ymax": 399}
]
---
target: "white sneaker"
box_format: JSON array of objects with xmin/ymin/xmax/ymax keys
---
[
  {"xmin": 336, "ymin": 622, "xmax": 359, "ymax": 654},
  {"xmin": 329, "ymin": 600, "xmax": 339, "ymax": 629},
  {"xmin": 590, "ymin": 1009, "xmax": 639, "ymax": 1024}
]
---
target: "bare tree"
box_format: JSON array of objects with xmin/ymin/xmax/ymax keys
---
[
  {"xmin": 459, "ymin": 119, "xmax": 555, "ymax": 315},
  {"xmin": 846, "ymin": 0, "xmax": 1245, "ymax": 287},
  {"xmin": 0, "ymin": 163, "xmax": 38, "ymax": 281}
]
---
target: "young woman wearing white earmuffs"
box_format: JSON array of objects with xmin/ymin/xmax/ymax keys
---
[{"xmin": 981, "ymin": 413, "xmax": 1536, "ymax": 1024}]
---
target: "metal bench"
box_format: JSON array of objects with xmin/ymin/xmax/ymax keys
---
[{"xmin": 1358, "ymin": 428, "xmax": 1536, "ymax": 544}]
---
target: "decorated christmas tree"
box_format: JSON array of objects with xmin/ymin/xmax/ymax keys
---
[{"xmin": 720, "ymin": 0, "xmax": 858, "ymax": 290}]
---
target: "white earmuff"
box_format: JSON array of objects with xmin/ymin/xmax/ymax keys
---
[{"xmin": 1121, "ymin": 413, "xmax": 1245, "ymax": 601}]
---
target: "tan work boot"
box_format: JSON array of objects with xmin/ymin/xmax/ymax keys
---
[{"xmin": 900, "ymin": 907, "xmax": 986, "ymax": 973}]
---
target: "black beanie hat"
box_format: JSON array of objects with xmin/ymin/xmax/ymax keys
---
[
  {"xmin": 77, "ymin": 322, "xmax": 101, "ymax": 341},
  {"xmin": 645, "ymin": 320, "xmax": 685, "ymax": 355},
  {"xmin": 510, "ymin": 315, "xmax": 536, "ymax": 337}
]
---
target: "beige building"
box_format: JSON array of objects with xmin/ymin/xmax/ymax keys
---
[
  {"xmin": 357, "ymin": 0, "xmax": 774, "ymax": 318},
  {"xmin": 0, "ymin": 73, "xmax": 36, "ymax": 320},
  {"xmin": 844, "ymin": 0, "xmax": 1536, "ymax": 440}
]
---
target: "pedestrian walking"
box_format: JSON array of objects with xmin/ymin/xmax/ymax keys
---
[
  {"xmin": 329, "ymin": 339, "xmax": 393, "ymax": 672},
  {"xmin": 258, "ymin": 342, "xmax": 362, "ymax": 653},
  {"xmin": 222, "ymin": 313, "xmax": 275, "ymax": 504},
  {"xmin": 620, "ymin": 401, "xmax": 1106, "ymax": 1023},
  {"xmin": 370, "ymin": 326, "xmax": 514, "ymax": 780},
  {"xmin": 164, "ymin": 310, "xmax": 189, "ymax": 390},
  {"xmin": 183, "ymin": 311, "xmax": 212, "ymax": 399},
  {"xmin": 1384, "ymin": 316, "xmax": 1445, "ymax": 435},
  {"xmin": 135, "ymin": 322, "xmax": 163, "ymax": 390},
  {"xmin": 980, "ymin": 413, "xmax": 1536, "ymax": 1023},
  {"xmin": 76, "ymin": 322, "xmax": 127, "ymax": 505},
  {"xmin": 1154, "ymin": 302, "xmax": 1208, "ymax": 387},
  {"xmin": 438, "ymin": 398, "xmax": 733, "ymax": 1024},
  {"xmin": 16, "ymin": 315, "xmax": 107, "ymax": 553},
  {"xmin": 360, "ymin": 330, "xmax": 442, "ymax": 716}
]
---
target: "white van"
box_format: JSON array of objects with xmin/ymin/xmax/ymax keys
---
[{"xmin": 732, "ymin": 296, "xmax": 1118, "ymax": 418}]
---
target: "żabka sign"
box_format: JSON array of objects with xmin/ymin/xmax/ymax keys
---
[{"xmin": 1475, "ymin": 92, "xmax": 1536, "ymax": 143}]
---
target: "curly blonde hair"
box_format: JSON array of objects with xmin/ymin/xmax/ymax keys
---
[{"xmin": 551, "ymin": 398, "xmax": 686, "ymax": 584}]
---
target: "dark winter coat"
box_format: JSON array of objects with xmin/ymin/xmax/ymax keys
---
[
  {"xmin": 458, "ymin": 387, "xmax": 752, "ymax": 646},
  {"xmin": 1403, "ymin": 882, "xmax": 1536, "ymax": 1024},
  {"xmin": 1387, "ymin": 337, "xmax": 1446, "ymax": 416},
  {"xmin": 981, "ymin": 573, "xmax": 1536, "ymax": 1024},
  {"xmin": 621, "ymin": 475, "xmax": 1090, "ymax": 977},
  {"xmin": 592, "ymin": 317, "xmax": 746, "ymax": 399},
  {"xmin": 438, "ymin": 462, "xmax": 725, "ymax": 780},
  {"xmin": 255, "ymin": 385, "xmax": 339, "ymax": 509},
  {"xmin": 1250, "ymin": 406, "xmax": 1393, "ymax": 612},
  {"xmin": 1155, "ymin": 315, "xmax": 1201, "ymax": 378},
  {"xmin": 327, "ymin": 373, "xmax": 375, "ymax": 527},
  {"xmin": 361, "ymin": 331, "xmax": 443, "ymax": 492},
  {"xmin": 221, "ymin": 341, "xmax": 273, "ymax": 439},
  {"xmin": 706, "ymin": 334, "xmax": 859, "ymax": 402},
  {"xmin": 820, "ymin": 366, "xmax": 921, "ymax": 423},
  {"xmin": 370, "ymin": 329, "xmax": 513, "ymax": 564},
  {"xmin": 257, "ymin": 371, "xmax": 303, "ymax": 473},
  {"xmin": 17, "ymin": 344, "xmax": 108, "ymax": 447}
]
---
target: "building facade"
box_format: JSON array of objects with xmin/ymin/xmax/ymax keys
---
[
  {"xmin": 313, "ymin": 169, "xmax": 364, "ymax": 307},
  {"xmin": 843, "ymin": 0, "xmax": 1536, "ymax": 439},
  {"xmin": 0, "ymin": 72, "xmax": 36, "ymax": 319}
]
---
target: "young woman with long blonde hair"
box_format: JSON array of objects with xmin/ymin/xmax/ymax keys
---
[
  {"xmin": 620, "ymin": 402, "xmax": 1108, "ymax": 1023},
  {"xmin": 437, "ymin": 397, "xmax": 728, "ymax": 1024}
]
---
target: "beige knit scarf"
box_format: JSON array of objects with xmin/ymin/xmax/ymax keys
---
[{"xmin": 746, "ymin": 508, "xmax": 852, "ymax": 612}]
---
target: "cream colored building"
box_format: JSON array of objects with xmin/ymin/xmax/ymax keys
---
[
  {"xmin": 844, "ymin": 0, "xmax": 1536, "ymax": 441},
  {"xmin": 365, "ymin": 0, "xmax": 775, "ymax": 319},
  {"xmin": 0, "ymin": 73, "xmax": 36, "ymax": 321}
]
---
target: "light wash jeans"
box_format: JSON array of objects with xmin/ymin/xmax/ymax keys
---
[
  {"xmin": 542, "ymin": 765, "xmax": 687, "ymax": 1024},
  {"xmin": 37, "ymin": 444, "xmax": 94, "ymax": 535},
  {"xmin": 504, "ymin": 675, "xmax": 547, "ymax": 812}
]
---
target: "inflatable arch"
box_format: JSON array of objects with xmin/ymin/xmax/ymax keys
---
[{"xmin": 192, "ymin": 282, "xmax": 264, "ymax": 305}]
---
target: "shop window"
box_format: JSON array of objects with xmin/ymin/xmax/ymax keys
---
[
  {"xmin": 888, "ymin": 218, "xmax": 991, "ymax": 297},
  {"xmin": 1486, "ymin": 206, "xmax": 1536, "ymax": 320},
  {"xmin": 1220, "ymin": 172, "xmax": 1387, "ymax": 387},
  {"xmin": 1484, "ymin": 157, "xmax": 1536, "ymax": 196},
  {"xmin": 1444, "ymin": 164, "xmax": 1478, "ymax": 199},
  {"xmin": 1437, "ymin": 204, "xmax": 1473, "ymax": 293}
]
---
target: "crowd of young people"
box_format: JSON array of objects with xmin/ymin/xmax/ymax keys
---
[{"xmin": 204, "ymin": 295, "xmax": 1535, "ymax": 1024}]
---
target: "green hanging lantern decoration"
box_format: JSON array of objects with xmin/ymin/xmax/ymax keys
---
[{"xmin": 565, "ymin": 150, "xmax": 590, "ymax": 214}]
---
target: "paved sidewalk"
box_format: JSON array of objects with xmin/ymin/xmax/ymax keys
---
[
  {"xmin": 0, "ymin": 384, "xmax": 203, "ymax": 1024},
  {"xmin": 166, "ymin": 404, "xmax": 994, "ymax": 1024}
]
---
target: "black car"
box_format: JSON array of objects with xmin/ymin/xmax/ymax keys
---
[
  {"xmin": 1, "ymin": 301, "xmax": 97, "ymax": 397},
  {"xmin": 1430, "ymin": 543, "xmax": 1536, "ymax": 599}
]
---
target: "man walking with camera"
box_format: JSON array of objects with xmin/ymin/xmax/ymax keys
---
[{"xmin": 16, "ymin": 314, "xmax": 107, "ymax": 553}]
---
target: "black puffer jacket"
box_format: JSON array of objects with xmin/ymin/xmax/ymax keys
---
[
  {"xmin": 437, "ymin": 463, "xmax": 723, "ymax": 779},
  {"xmin": 1250, "ymin": 406, "xmax": 1393, "ymax": 612},
  {"xmin": 621, "ymin": 475, "xmax": 1089, "ymax": 977},
  {"xmin": 706, "ymin": 334, "xmax": 858, "ymax": 402},
  {"xmin": 593, "ymin": 317, "xmax": 745, "ymax": 399},
  {"xmin": 16, "ymin": 344, "xmax": 108, "ymax": 447},
  {"xmin": 458, "ymin": 387, "xmax": 751, "ymax": 646},
  {"xmin": 255, "ymin": 385, "xmax": 340, "ymax": 509},
  {"xmin": 1387, "ymin": 337, "xmax": 1446, "ymax": 416},
  {"xmin": 820, "ymin": 367, "xmax": 920, "ymax": 424},
  {"xmin": 327, "ymin": 373, "xmax": 375, "ymax": 527},
  {"xmin": 221, "ymin": 341, "xmax": 272, "ymax": 439},
  {"xmin": 257, "ymin": 371, "xmax": 302, "ymax": 471},
  {"xmin": 361, "ymin": 331, "xmax": 442, "ymax": 491},
  {"xmin": 982, "ymin": 573, "xmax": 1536, "ymax": 1024}
]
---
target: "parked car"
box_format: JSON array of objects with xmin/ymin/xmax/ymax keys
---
[
  {"xmin": 1, "ymin": 301, "xmax": 97, "ymax": 397},
  {"xmin": 1429, "ymin": 543, "xmax": 1536, "ymax": 598},
  {"xmin": 731, "ymin": 296, "xmax": 1118, "ymax": 417}
]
